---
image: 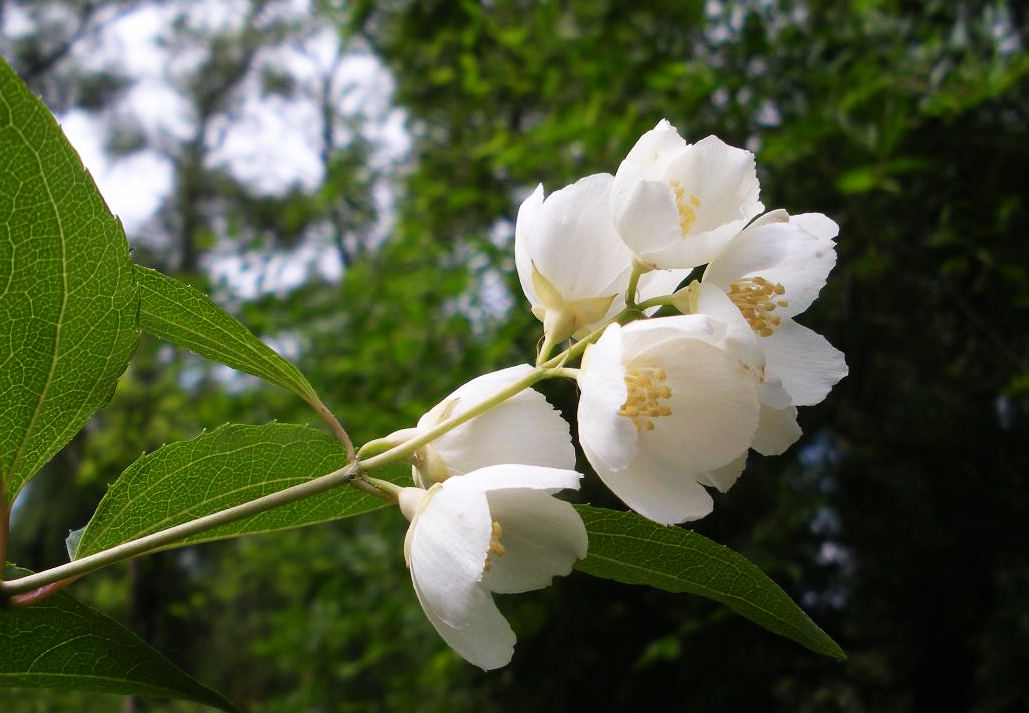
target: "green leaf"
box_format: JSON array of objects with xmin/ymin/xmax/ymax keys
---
[
  {"xmin": 0, "ymin": 59, "xmax": 139, "ymax": 502},
  {"xmin": 135, "ymin": 265, "xmax": 318, "ymax": 404},
  {"xmin": 74, "ymin": 423, "xmax": 405, "ymax": 558},
  {"xmin": 0, "ymin": 565, "xmax": 235, "ymax": 711},
  {"xmin": 573, "ymin": 505, "xmax": 845, "ymax": 659}
]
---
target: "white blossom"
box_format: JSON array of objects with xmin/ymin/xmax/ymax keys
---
[
  {"xmin": 610, "ymin": 119, "xmax": 763, "ymax": 270},
  {"xmin": 515, "ymin": 173, "xmax": 687, "ymax": 342},
  {"xmin": 398, "ymin": 465, "xmax": 588, "ymax": 670},
  {"xmin": 410, "ymin": 365, "xmax": 575, "ymax": 487},
  {"xmin": 577, "ymin": 315, "xmax": 781, "ymax": 524},
  {"xmin": 697, "ymin": 209, "xmax": 848, "ymax": 406}
]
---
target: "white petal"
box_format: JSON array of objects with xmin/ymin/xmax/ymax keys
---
[
  {"xmin": 617, "ymin": 118, "xmax": 690, "ymax": 180},
  {"xmin": 514, "ymin": 184, "xmax": 546, "ymax": 305},
  {"xmin": 696, "ymin": 452, "xmax": 748, "ymax": 493},
  {"xmin": 701, "ymin": 221, "xmax": 800, "ymax": 290},
  {"xmin": 516, "ymin": 174, "xmax": 636, "ymax": 331},
  {"xmin": 695, "ymin": 284, "xmax": 764, "ymax": 368},
  {"xmin": 423, "ymin": 365, "xmax": 575, "ymax": 475},
  {"xmin": 483, "ymin": 490, "xmax": 588, "ymax": 594},
  {"xmin": 748, "ymin": 228, "xmax": 836, "ymax": 319},
  {"xmin": 407, "ymin": 484, "xmax": 492, "ymax": 628},
  {"xmin": 411, "ymin": 574, "xmax": 515, "ymax": 671},
  {"xmin": 636, "ymin": 267, "xmax": 692, "ymax": 311},
  {"xmin": 610, "ymin": 176, "xmax": 685, "ymax": 261},
  {"xmin": 751, "ymin": 404, "xmax": 802, "ymax": 456},
  {"xmin": 791, "ymin": 212, "xmax": 839, "ymax": 241},
  {"xmin": 594, "ymin": 448, "xmax": 714, "ymax": 525},
  {"xmin": 577, "ymin": 325, "xmax": 637, "ymax": 472},
  {"xmin": 444, "ymin": 463, "xmax": 583, "ymax": 497},
  {"xmin": 757, "ymin": 377, "xmax": 792, "ymax": 410},
  {"xmin": 640, "ymin": 220, "xmax": 750, "ymax": 270},
  {"xmin": 762, "ymin": 320, "xmax": 848, "ymax": 406},
  {"xmin": 530, "ymin": 174, "xmax": 631, "ymax": 302},
  {"xmin": 638, "ymin": 336, "xmax": 760, "ymax": 478},
  {"xmin": 671, "ymin": 135, "xmax": 762, "ymax": 235},
  {"xmin": 619, "ymin": 313, "xmax": 723, "ymax": 355},
  {"xmin": 704, "ymin": 214, "xmax": 837, "ymax": 318}
]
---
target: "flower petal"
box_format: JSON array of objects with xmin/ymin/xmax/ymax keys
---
[
  {"xmin": 483, "ymin": 490, "xmax": 588, "ymax": 594},
  {"xmin": 617, "ymin": 118, "xmax": 691, "ymax": 179},
  {"xmin": 444, "ymin": 463, "xmax": 583, "ymax": 497},
  {"xmin": 639, "ymin": 336, "xmax": 760, "ymax": 478},
  {"xmin": 529, "ymin": 173, "xmax": 630, "ymax": 301},
  {"xmin": 695, "ymin": 283, "xmax": 764, "ymax": 368},
  {"xmin": 595, "ymin": 449, "xmax": 715, "ymax": 525},
  {"xmin": 407, "ymin": 483, "xmax": 492, "ymax": 628},
  {"xmin": 636, "ymin": 267, "xmax": 692, "ymax": 312},
  {"xmin": 703, "ymin": 212, "xmax": 838, "ymax": 318},
  {"xmin": 411, "ymin": 573, "xmax": 515, "ymax": 671},
  {"xmin": 577, "ymin": 325, "xmax": 637, "ymax": 472},
  {"xmin": 670, "ymin": 135, "xmax": 763, "ymax": 237},
  {"xmin": 610, "ymin": 176, "xmax": 685, "ymax": 261},
  {"xmin": 751, "ymin": 403, "xmax": 802, "ymax": 456},
  {"xmin": 696, "ymin": 451, "xmax": 748, "ymax": 493},
  {"xmin": 763, "ymin": 319, "xmax": 848, "ymax": 406},
  {"xmin": 423, "ymin": 365, "xmax": 575, "ymax": 476},
  {"xmin": 514, "ymin": 184, "xmax": 546, "ymax": 304}
]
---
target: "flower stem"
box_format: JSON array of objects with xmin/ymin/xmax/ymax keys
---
[
  {"xmin": 0, "ymin": 306, "xmax": 639, "ymax": 602},
  {"xmin": 0, "ymin": 461, "xmax": 367, "ymax": 598},
  {"xmin": 624, "ymin": 258, "xmax": 652, "ymax": 309},
  {"xmin": 308, "ymin": 395, "xmax": 355, "ymax": 462},
  {"xmin": 8, "ymin": 576, "xmax": 82, "ymax": 607},
  {"xmin": 536, "ymin": 329, "xmax": 563, "ymax": 365}
]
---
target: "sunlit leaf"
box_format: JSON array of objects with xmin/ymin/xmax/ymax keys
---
[
  {"xmin": 0, "ymin": 566, "xmax": 235, "ymax": 711},
  {"xmin": 574, "ymin": 505, "xmax": 845, "ymax": 659},
  {"xmin": 135, "ymin": 265, "xmax": 318, "ymax": 404},
  {"xmin": 0, "ymin": 58, "xmax": 138, "ymax": 502},
  {"xmin": 74, "ymin": 423, "xmax": 406, "ymax": 558}
]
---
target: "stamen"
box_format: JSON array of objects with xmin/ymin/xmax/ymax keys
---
[
  {"xmin": 727, "ymin": 277, "xmax": 788, "ymax": 337},
  {"xmin": 619, "ymin": 366, "xmax": 673, "ymax": 432},
  {"xmin": 669, "ymin": 180, "xmax": 701, "ymax": 235},
  {"xmin": 483, "ymin": 521, "xmax": 505, "ymax": 572}
]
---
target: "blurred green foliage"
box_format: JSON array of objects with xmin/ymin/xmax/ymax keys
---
[{"xmin": 2, "ymin": 0, "xmax": 1028, "ymax": 710}]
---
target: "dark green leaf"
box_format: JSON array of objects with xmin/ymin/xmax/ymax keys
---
[
  {"xmin": 574, "ymin": 505, "xmax": 845, "ymax": 659},
  {"xmin": 0, "ymin": 565, "xmax": 235, "ymax": 710},
  {"xmin": 0, "ymin": 58, "xmax": 139, "ymax": 502},
  {"xmin": 135, "ymin": 265, "xmax": 318, "ymax": 404},
  {"xmin": 74, "ymin": 423, "xmax": 406, "ymax": 557}
]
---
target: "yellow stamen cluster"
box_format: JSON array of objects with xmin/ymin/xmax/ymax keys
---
[
  {"xmin": 619, "ymin": 366, "xmax": 673, "ymax": 432},
  {"xmin": 483, "ymin": 521, "xmax": 505, "ymax": 572},
  {"xmin": 728, "ymin": 277, "xmax": 790, "ymax": 337},
  {"xmin": 669, "ymin": 180, "xmax": 701, "ymax": 235}
]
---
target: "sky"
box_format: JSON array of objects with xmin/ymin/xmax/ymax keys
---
[{"xmin": 2, "ymin": 0, "xmax": 410, "ymax": 297}]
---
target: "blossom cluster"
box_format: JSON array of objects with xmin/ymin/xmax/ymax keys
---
[{"xmin": 388, "ymin": 119, "xmax": 847, "ymax": 670}]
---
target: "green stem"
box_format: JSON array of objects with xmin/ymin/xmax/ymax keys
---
[
  {"xmin": 0, "ymin": 461, "xmax": 368, "ymax": 598},
  {"xmin": 1, "ymin": 308, "xmax": 637, "ymax": 602},
  {"xmin": 8, "ymin": 576, "xmax": 82, "ymax": 607},
  {"xmin": 536, "ymin": 329, "xmax": 563, "ymax": 366},
  {"xmin": 636, "ymin": 295, "xmax": 675, "ymax": 311},
  {"xmin": 624, "ymin": 258, "xmax": 650, "ymax": 309},
  {"xmin": 308, "ymin": 394, "xmax": 355, "ymax": 462}
]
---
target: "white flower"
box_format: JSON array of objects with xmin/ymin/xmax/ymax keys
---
[
  {"xmin": 398, "ymin": 465, "xmax": 588, "ymax": 670},
  {"xmin": 515, "ymin": 173, "xmax": 687, "ymax": 342},
  {"xmin": 610, "ymin": 119, "xmax": 764, "ymax": 270},
  {"xmin": 410, "ymin": 365, "xmax": 576, "ymax": 487},
  {"xmin": 697, "ymin": 209, "xmax": 848, "ymax": 406},
  {"xmin": 577, "ymin": 315, "xmax": 772, "ymax": 524}
]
